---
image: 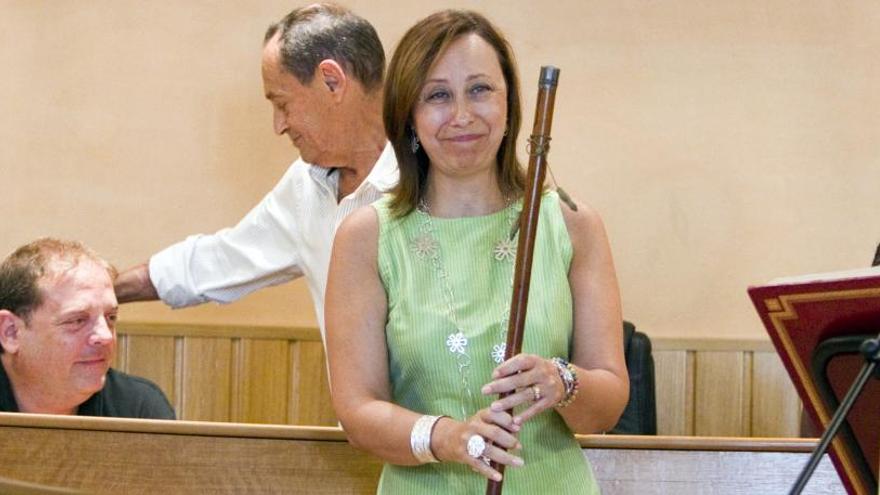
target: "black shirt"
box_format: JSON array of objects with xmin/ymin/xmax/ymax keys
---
[{"xmin": 0, "ymin": 363, "xmax": 175, "ymax": 419}]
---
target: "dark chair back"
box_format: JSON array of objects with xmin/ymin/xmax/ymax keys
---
[{"xmin": 609, "ymin": 320, "xmax": 657, "ymax": 435}]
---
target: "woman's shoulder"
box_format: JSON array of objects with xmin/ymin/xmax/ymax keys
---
[
  {"xmin": 550, "ymin": 191, "xmax": 609, "ymax": 248},
  {"xmin": 335, "ymin": 204, "xmax": 381, "ymax": 251}
]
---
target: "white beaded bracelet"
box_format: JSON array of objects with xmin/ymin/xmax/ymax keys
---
[{"xmin": 410, "ymin": 414, "xmax": 446, "ymax": 464}]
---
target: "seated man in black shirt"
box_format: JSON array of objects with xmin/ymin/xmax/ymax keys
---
[{"xmin": 0, "ymin": 238, "xmax": 174, "ymax": 419}]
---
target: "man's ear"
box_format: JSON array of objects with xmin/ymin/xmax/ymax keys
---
[
  {"xmin": 317, "ymin": 59, "xmax": 347, "ymax": 101},
  {"xmin": 0, "ymin": 310, "xmax": 22, "ymax": 354}
]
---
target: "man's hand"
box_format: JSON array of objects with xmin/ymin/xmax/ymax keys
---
[{"xmin": 114, "ymin": 262, "xmax": 159, "ymax": 303}]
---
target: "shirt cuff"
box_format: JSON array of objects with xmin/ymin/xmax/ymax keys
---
[{"xmin": 148, "ymin": 237, "xmax": 209, "ymax": 309}]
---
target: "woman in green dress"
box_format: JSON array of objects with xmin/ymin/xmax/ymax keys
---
[{"xmin": 325, "ymin": 10, "xmax": 629, "ymax": 494}]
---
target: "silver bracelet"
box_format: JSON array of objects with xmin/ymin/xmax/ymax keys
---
[
  {"xmin": 551, "ymin": 357, "xmax": 580, "ymax": 408},
  {"xmin": 410, "ymin": 414, "xmax": 445, "ymax": 464}
]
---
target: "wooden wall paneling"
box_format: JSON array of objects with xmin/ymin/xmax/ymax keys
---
[
  {"xmin": 232, "ymin": 339, "xmax": 291, "ymax": 424},
  {"xmin": 123, "ymin": 335, "xmax": 177, "ymax": 410},
  {"xmin": 694, "ymin": 351, "xmax": 747, "ymax": 436},
  {"xmin": 180, "ymin": 337, "xmax": 232, "ymax": 422},
  {"xmin": 652, "ymin": 350, "xmax": 694, "ymax": 436},
  {"xmin": 229, "ymin": 339, "xmax": 243, "ymax": 423},
  {"xmin": 289, "ymin": 341, "xmax": 336, "ymax": 426},
  {"xmin": 174, "ymin": 338, "xmax": 184, "ymax": 415},
  {"xmin": 113, "ymin": 334, "xmax": 126, "ymax": 370},
  {"xmin": 111, "ymin": 324, "xmax": 804, "ymax": 436},
  {"xmin": 742, "ymin": 352, "xmax": 754, "ymax": 437},
  {"xmin": 751, "ymin": 351, "xmax": 802, "ymax": 437}
]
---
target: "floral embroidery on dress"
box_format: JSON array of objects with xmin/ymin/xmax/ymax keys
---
[
  {"xmin": 493, "ymin": 237, "xmax": 517, "ymax": 262},
  {"xmin": 491, "ymin": 343, "xmax": 507, "ymax": 364},
  {"xmin": 410, "ymin": 233, "xmax": 438, "ymax": 259},
  {"xmin": 446, "ymin": 331, "xmax": 468, "ymax": 354}
]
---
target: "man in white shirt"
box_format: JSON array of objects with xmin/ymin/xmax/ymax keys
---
[{"xmin": 114, "ymin": 4, "xmax": 397, "ymax": 342}]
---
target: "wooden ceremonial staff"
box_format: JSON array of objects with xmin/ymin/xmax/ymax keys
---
[{"xmin": 486, "ymin": 65, "xmax": 560, "ymax": 495}]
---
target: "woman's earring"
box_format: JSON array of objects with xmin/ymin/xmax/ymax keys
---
[
  {"xmin": 411, "ymin": 132, "xmax": 420, "ymax": 153},
  {"xmin": 503, "ymin": 127, "xmax": 509, "ymax": 137}
]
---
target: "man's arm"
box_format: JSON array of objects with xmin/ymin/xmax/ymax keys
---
[
  {"xmin": 114, "ymin": 262, "xmax": 159, "ymax": 303},
  {"xmin": 114, "ymin": 163, "xmax": 309, "ymax": 309}
]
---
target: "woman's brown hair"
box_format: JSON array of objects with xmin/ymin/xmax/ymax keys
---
[{"xmin": 383, "ymin": 10, "xmax": 524, "ymax": 217}]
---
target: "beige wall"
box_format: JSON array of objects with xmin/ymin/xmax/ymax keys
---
[{"xmin": 2, "ymin": 1, "xmax": 878, "ymax": 339}]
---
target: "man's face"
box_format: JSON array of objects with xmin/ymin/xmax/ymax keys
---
[
  {"xmin": 261, "ymin": 35, "xmax": 339, "ymax": 166},
  {"xmin": 13, "ymin": 259, "xmax": 117, "ymax": 405}
]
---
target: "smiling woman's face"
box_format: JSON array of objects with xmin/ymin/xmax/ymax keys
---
[{"xmin": 412, "ymin": 33, "xmax": 508, "ymax": 183}]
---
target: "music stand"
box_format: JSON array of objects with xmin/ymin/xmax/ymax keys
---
[
  {"xmin": 749, "ymin": 267, "xmax": 880, "ymax": 495},
  {"xmin": 787, "ymin": 334, "xmax": 880, "ymax": 493}
]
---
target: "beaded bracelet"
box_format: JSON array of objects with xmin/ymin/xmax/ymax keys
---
[
  {"xmin": 410, "ymin": 414, "xmax": 446, "ymax": 463},
  {"xmin": 551, "ymin": 357, "xmax": 580, "ymax": 408}
]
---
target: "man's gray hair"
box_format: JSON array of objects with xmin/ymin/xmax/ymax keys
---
[{"xmin": 265, "ymin": 3, "xmax": 385, "ymax": 93}]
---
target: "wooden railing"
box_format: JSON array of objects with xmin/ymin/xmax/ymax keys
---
[{"xmin": 0, "ymin": 414, "xmax": 842, "ymax": 494}]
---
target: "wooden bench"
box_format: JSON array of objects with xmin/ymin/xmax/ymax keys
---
[{"xmin": 0, "ymin": 413, "xmax": 842, "ymax": 494}]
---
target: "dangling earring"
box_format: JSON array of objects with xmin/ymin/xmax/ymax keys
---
[{"xmin": 411, "ymin": 131, "xmax": 420, "ymax": 153}]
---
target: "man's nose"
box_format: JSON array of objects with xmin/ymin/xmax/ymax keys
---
[
  {"xmin": 273, "ymin": 107, "xmax": 289, "ymax": 135},
  {"xmin": 89, "ymin": 317, "xmax": 114, "ymax": 346}
]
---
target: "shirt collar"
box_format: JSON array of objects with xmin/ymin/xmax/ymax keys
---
[
  {"xmin": 305, "ymin": 142, "xmax": 399, "ymax": 197},
  {"xmin": 306, "ymin": 161, "xmax": 338, "ymax": 192},
  {"xmin": 362, "ymin": 142, "xmax": 399, "ymax": 193}
]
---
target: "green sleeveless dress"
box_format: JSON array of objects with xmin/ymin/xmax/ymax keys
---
[{"xmin": 374, "ymin": 191, "xmax": 599, "ymax": 495}]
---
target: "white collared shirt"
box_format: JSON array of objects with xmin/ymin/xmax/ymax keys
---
[{"xmin": 149, "ymin": 143, "xmax": 398, "ymax": 341}]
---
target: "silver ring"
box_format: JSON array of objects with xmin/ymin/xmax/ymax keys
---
[
  {"xmin": 466, "ymin": 434, "xmax": 486, "ymax": 459},
  {"xmin": 532, "ymin": 385, "xmax": 542, "ymax": 402}
]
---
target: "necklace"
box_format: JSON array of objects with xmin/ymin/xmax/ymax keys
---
[{"xmin": 410, "ymin": 197, "xmax": 518, "ymax": 418}]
